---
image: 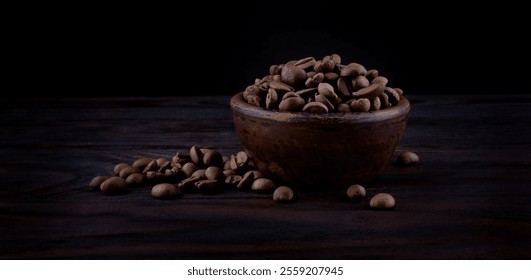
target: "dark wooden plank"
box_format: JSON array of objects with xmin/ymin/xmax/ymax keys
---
[{"xmin": 1, "ymin": 95, "xmax": 530, "ymax": 259}]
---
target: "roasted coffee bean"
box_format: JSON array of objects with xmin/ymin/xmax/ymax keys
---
[
  {"xmin": 151, "ymin": 183, "xmax": 181, "ymax": 199},
  {"xmin": 191, "ymin": 169, "xmax": 206, "ymax": 179},
  {"xmin": 125, "ymin": 173, "xmax": 146, "ymax": 188},
  {"xmin": 397, "ymin": 151, "xmax": 419, "ymax": 166},
  {"xmin": 203, "ymin": 149, "xmax": 223, "ymax": 167},
  {"xmin": 369, "ymin": 193, "xmax": 396, "ymax": 209},
  {"xmin": 294, "ymin": 56, "xmax": 316, "ymax": 70},
  {"xmin": 146, "ymin": 171, "xmax": 166, "ymax": 183},
  {"xmin": 177, "ymin": 176, "xmax": 202, "ymax": 190},
  {"xmin": 324, "ymin": 72, "xmax": 339, "ymax": 81},
  {"xmin": 351, "ymin": 75, "xmax": 370, "ymax": 91},
  {"xmin": 223, "ymin": 169, "xmax": 236, "ymax": 176},
  {"xmin": 230, "ymin": 151, "xmax": 250, "ymax": 172},
  {"xmin": 337, "ymin": 103, "xmax": 351, "ymax": 113},
  {"xmin": 281, "ymin": 92, "xmax": 300, "ymax": 101},
  {"xmin": 330, "ymin": 53, "xmax": 341, "ymax": 65},
  {"xmin": 113, "ymin": 163, "xmax": 130, "ymax": 175},
  {"xmin": 100, "ymin": 177, "xmax": 129, "ymax": 195},
  {"xmin": 269, "ymin": 64, "xmax": 280, "ymax": 75},
  {"xmin": 143, "ymin": 159, "xmax": 158, "ymax": 173},
  {"xmin": 314, "ymin": 92, "xmax": 335, "ymax": 111},
  {"xmin": 181, "ymin": 162, "xmax": 198, "ymax": 178},
  {"xmin": 278, "ymin": 96, "xmax": 305, "ymax": 111},
  {"xmin": 119, "ymin": 166, "xmax": 140, "ymax": 179},
  {"xmin": 156, "ymin": 157, "xmax": 170, "ymax": 167},
  {"xmin": 303, "ymin": 101, "xmax": 329, "ymax": 113},
  {"xmin": 89, "ymin": 175, "xmax": 111, "ymax": 191},
  {"xmin": 266, "ymin": 88, "xmax": 279, "ymax": 110},
  {"xmin": 340, "ymin": 63, "xmax": 367, "ymax": 77},
  {"xmin": 281, "ymin": 64, "xmax": 307, "ymax": 86},
  {"xmin": 273, "ymin": 186, "xmax": 294, "ymax": 203},
  {"xmin": 385, "ymin": 87, "xmax": 401, "ymax": 106},
  {"xmin": 350, "ymin": 98, "xmax": 371, "ymax": 112},
  {"xmin": 351, "ymin": 83, "xmax": 385, "ymax": 99},
  {"xmin": 132, "ymin": 158, "xmax": 154, "ymax": 170},
  {"xmin": 337, "ymin": 77, "xmax": 351, "ymax": 99},
  {"xmin": 172, "ymin": 151, "xmax": 191, "ymax": 165},
  {"xmin": 236, "ymin": 171, "xmax": 254, "ymax": 190},
  {"xmin": 371, "ymin": 76, "xmax": 388, "ymax": 86},
  {"xmin": 346, "ymin": 184, "xmax": 366, "ymax": 200},
  {"xmin": 394, "ymin": 87, "xmax": 404, "ymax": 95},
  {"xmin": 295, "ymin": 87, "xmax": 318, "ymax": 98},
  {"xmin": 243, "ymin": 170, "xmax": 264, "ymax": 180},
  {"xmin": 205, "ymin": 166, "xmax": 224, "ymax": 181},
  {"xmin": 190, "ymin": 145, "xmax": 204, "ymax": 166},
  {"xmin": 224, "ymin": 175, "xmax": 242, "ymax": 187},
  {"xmin": 251, "ymin": 178, "xmax": 276, "ymax": 192},
  {"xmin": 269, "ymin": 80, "xmax": 294, "ymax": 92},
  {"xmin": 195, "ymin": 179, "xmax": 219, "ymax": 192},
  {"xmin": 365, "ymin": 69, "xmax": 379, "ymax": 80}
]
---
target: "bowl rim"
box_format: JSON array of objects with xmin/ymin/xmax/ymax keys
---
[{"xmin": 230, "ymin": 92, "xmax": 410, "ymax": 124}]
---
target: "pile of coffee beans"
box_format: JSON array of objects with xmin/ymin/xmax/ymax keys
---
[
  {"xmin": 241, "ymin": 54, "xmax": 404, "ymax": 113},
  {"xmin": 89, "ymin": 146, "xmax": 295, "ymax": 203},
  {"xmin": 90, "ymin": 146, "xmax": 419, "ymax": 209}
]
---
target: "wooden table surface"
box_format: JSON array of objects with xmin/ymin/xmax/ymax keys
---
[{"xmin": 1, "ymin": 94, "xmax": 530, "ymax": 260}]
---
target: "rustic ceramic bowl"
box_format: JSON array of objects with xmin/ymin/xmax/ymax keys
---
[{"xmin": 230, "ymin": 92, "xmax": 410, "ymax": 188}]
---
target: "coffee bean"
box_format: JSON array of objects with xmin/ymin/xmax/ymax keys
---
[
  {"xmin": 203, "ymin": 149, "xmax": 223, "ymax": 167},
  {"xmin": 125, "ymin": 173, "xmax": 146, "ymax": 188},
  {"xmin": 303, "ymin": 101, "xmax": 329, "ymax": 113},
  {"xmin": 113, "ymin": 163, "xmax": 130, "ymax": 175},
  {"xmin": 190, "ymin": 145, "xmax": 204, "ymax": 166},
  {"xmin": 251, "ymin": 178, "xmax": 276, "ymax": 192},
  {"xmin": 132, "ymin": 158, "xmax": 154, "ymax": 170},
  {"xmin": 273, "ymin": 186, "xmax": 294, "ymax": 203},
  {"xmin": 397, "ymin": 151, "xmax": 419, "ymax": 166},
  {"xmin": 236, "ymin": 171, "xmax": 254, "ymax": 190},
  {"xmin": 119, "ymin": 166, "xmax": 140, "ymax": 179},
  {"xmin": 143, "ymin": 159, "xmax": 158, "ymax": 173},
  {"xmin": 151, "ymin": 183, "xmax": 181, "ymax": 199},
  {"xmin": 89, "ymin": 175, "xmax": 110, "ymax": 191},
  {"xmin": 195, "ymin": 179, "xmax": 219, "ymax": 192},
  {"xmin": 350, "ymin": 98, "xmax": 371, "ymax": 112},
  {"xmin": 205, "ymin": 166, "xmax": 224, "ymax": 181},
  {"xmin": 369, "ymin": 193, "xmax": 395, "ymax": 209},
  {"xmin": 281, "ymin": 65, "xmax": 307, "ymax": 86},
  {"xmin": 278, "ymin": 96, "xmax": 305, "ymax": 111},
  {"xmin": 100, "ymin": 177, "xmax": 128, "ymax": 195},
  {"xmin": 346, "ymin": 184, "xmax": 366, "ymax": 200}
]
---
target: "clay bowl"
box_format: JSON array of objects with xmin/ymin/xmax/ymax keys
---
[{"xmin": 230, "ymin": 92, "xmax": 410, "ymax": 188}]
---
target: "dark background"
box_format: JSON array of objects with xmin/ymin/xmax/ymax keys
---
[{"xmin": 10, "ymin": 1, "xmax": 530, "ymax": 97}]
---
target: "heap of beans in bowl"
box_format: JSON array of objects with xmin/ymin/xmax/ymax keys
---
[{"xmin": 242, "ymin": 54, "xmax": 403, "ymax": 113}]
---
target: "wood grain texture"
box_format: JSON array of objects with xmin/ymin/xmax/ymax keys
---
[{"xmin": 1, "ymin": 95, "xmax": 530, "ymax": 259}]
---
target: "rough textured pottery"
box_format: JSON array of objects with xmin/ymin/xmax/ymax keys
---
[{"xmin": 230, "ymin": 92, "xmax": 410, "ymax": 188}]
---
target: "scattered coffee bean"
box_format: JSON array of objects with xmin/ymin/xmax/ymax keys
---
[
  {"xmin": 346, "ymin": 184, "xmax": 366, "ymax": 200},
  {"xmin": 273, "ymin": 186, "xmax": 294, "ymax": 203},
  {"xmin": 151, "ymin": 183, "xmax": 181, "ymax": 199},
  {"xmin": 369, "ymin": 193, "xmax": 395, "ymax": 209},
  {"xmin": 118, "ymin": 166, "xmax": 139, "ymax": 179},
  {"xmin": 100, "ymin": 177, "xmax": 128, "ymax": 195},
  {"xmin": 113, "ymin": 163, "xmax": 130, "ymax": 175},
  {"xmin": 397, "ymin": 151, "xmax": 419, "ymax": 166},
  {"xmin": 132, "ymin": 158, "xmax": 154, "ymax": 170},
  {"xmin": 89, "ymin": 175, "xmax": 111, "ymax": 191},
  {"xmin": 251, "ymin": 178, "xmax": 276, "ymax": 192},
  {"xmin": 125, "ymin": 173, "xmax": 146, "ymax": 188}
]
